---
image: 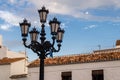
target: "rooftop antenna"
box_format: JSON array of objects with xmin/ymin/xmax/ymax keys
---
[{"xmin": 113, "ymin": 43, "xmax": 115, "ymax": 48}]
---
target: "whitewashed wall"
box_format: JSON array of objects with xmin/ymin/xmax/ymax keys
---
[
  {"xmin": 28, "ymin": 60, "xmax": 120, "ymax": 80},
  {"xmin": 0, "ymin": 59, "xmax": 28, "ymax": 80},
  {"xmin": 0, "ymin": 65, "xmax": 11, "ymax": 80},
  {"xmin": 17, "ymin": 77, "xmax": 27, "ymax": 80},
  {"xmin": 0, "ymin": 46, "xmax": 7, "ymax": 59},
  {"xmin": 27, "ymin": 68, "xmax": 39, "ymax": 80},
  {"xmin": 0, "ymin": 46, "xmax": 26, "ymax": 59},
  {"xmin": 7, "ymin": 51, "xmax": 26, "ymax": 58},
  {"xmin": 0, "ymin": 35, "xmax": 2, "ymax": 46},
  {"xmin": 10, "ymin": 59, "xmax": 28, "ymax": 75}
]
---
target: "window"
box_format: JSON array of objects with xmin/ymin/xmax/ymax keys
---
[
  {"xmin": 61, "ymin": 71, "xmax": 72, "ymax": 80},
  {"xmin": 92, "ymin": 70, "xmax": 104, "ymax": 80}
]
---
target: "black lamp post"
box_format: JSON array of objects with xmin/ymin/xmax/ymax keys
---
[{"xmin": 19, "ymin": 6, "xmax": 64, "ymax": 80}]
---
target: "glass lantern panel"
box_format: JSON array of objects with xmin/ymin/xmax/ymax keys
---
[
  {"xmin": 55, "ymin": 24, "xmax": 59, "ymax": 33},
  {"xmin": 57, "ymin": 32, "xmax": 63, "ymax": 42},
  {"xmin": 31, "ymin": 33, "xmax": 38, "ymax": 42},
  {"xmin": 21, "ymin": 25, "xmax": 28, "ymax": 36},
  {"xmin": 40, "ymin": 12, "xmax": 43, "ymax": 21},
  {"xmin": 24, "ymin": 25, "xmax": 29, "ymax": 34},
  {"xmin": 21, "ymin": 25, "xmax": 24, "ymax": 34},
  {"xmin": 51, "ymin": 23, "xmax": 55, "ymax": 33},
  {"xmin": 58, "ymin": 32, "xmax": 63, "ymax": 41},
  {"xmin": 39, "ymin": 11, "xmax": 47, "ymax": 22},
  {"xmin": 43, "ymin": 12, "xmax": 47, "ymax": 22}
]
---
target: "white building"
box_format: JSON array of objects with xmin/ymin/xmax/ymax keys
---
[
  {"xmin": 0, "ymin": 35, "xmax": 28, "ymax": 80},
  {"xmin": 28, "ymin": 51, "xmax": 120, "ymax": 80}
]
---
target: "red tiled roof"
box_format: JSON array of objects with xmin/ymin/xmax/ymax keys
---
[
  {"xmin": 0, "ymin": 57, "xmax": 25, "ymax": 65},
  {"xmin": 10, "ymin": 74, "xmax": 27, "ymax": 79},
  {"xmin": 28, "ymin": 52, "xmax": 120, "ymax": 67}
]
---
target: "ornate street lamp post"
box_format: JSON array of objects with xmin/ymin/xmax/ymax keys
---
[{"xmin": 19, "ymin": 6, "xmax": 64, "ymax": 80}]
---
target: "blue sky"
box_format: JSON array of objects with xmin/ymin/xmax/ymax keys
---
[{"xmin": 1, "ymin": 0, "xmax": 120, "ymax": 61}]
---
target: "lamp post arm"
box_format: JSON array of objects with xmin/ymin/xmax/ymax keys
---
[
  {"xmin": 52, "ymin": 44, "xmax": 61, "ymax": 52},
  {"xmin": 45, "ymin": 49, "xmax": 53, "ymax": 57},
  {"xmin": 22, "ymin": 38, "xmax": 31, "ymax": 48},
  {"xmin": 30, "ymin": 47, "xmax": 41, "ymax": 56},
  {"xmin": 22, "ymin": 38, "xmax": 40, "ymax": 56},
  {"xmin": 52, "ymin": 36, "xmax": 56, "ymax": 46},
  {"xmin": 45, "ymin": 43, "xmax": 61, "ymax": 57}
]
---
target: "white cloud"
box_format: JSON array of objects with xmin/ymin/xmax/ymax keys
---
[
  {"xmin": 0, "ymin": 24, "xmax": 11, "ymax": 31},
  {"xmin": 84, "ymin": 25, "xmax": 97, "ymax": 30},
  {"xmin": 28, "ymin": 0, "xmax": 120, "ymax": 22},
  {"xmin": 85, "ymin": 12, "xmax": 89, "ymax": 15},
  {"xmin": 0, "ymin": 10, "xmax": 24, "ymax": 31},
  {"xmin": 1, "ymin": 0, "xmax": 120, "ymax": 31},
  {"xmin": 0, "ymin": 10, "xmax": 22, "ymax": 26},
  {"xmin": 9, "ymin": 0, "xmax": 15, "ymax": 4}
]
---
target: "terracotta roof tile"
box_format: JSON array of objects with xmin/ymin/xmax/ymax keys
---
[
  {"xmin": 10, "ymin": 74, "xmax": 27, "ymax": 79},
  {"xmin": 0, "ymin": 57, "xmax": 25, "ymax": 65},
  {"xmin": 28, "ymin": 52, "xmax": 120, "ymax": 67}
]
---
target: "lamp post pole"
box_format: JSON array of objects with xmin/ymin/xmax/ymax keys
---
[
  {"xmin": 40, "ymin": 54, "xmax": 44, "ymax": 80},
  {"xmin": 19, "ymin": 6, "xmax": 64, "ymax": 80}
]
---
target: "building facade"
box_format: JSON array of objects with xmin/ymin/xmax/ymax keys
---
[
  {"xmin": 28, "ymin": 52, "xmax": 120, "ymax": 80},
  {"xmin": 0, "ymin": 35, "xmax": 28, "ymax": 80}
]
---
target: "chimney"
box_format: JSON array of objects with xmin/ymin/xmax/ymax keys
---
[{"xmin": 116, "ymin": 40, "xmax": 120, "ymax": 48}]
